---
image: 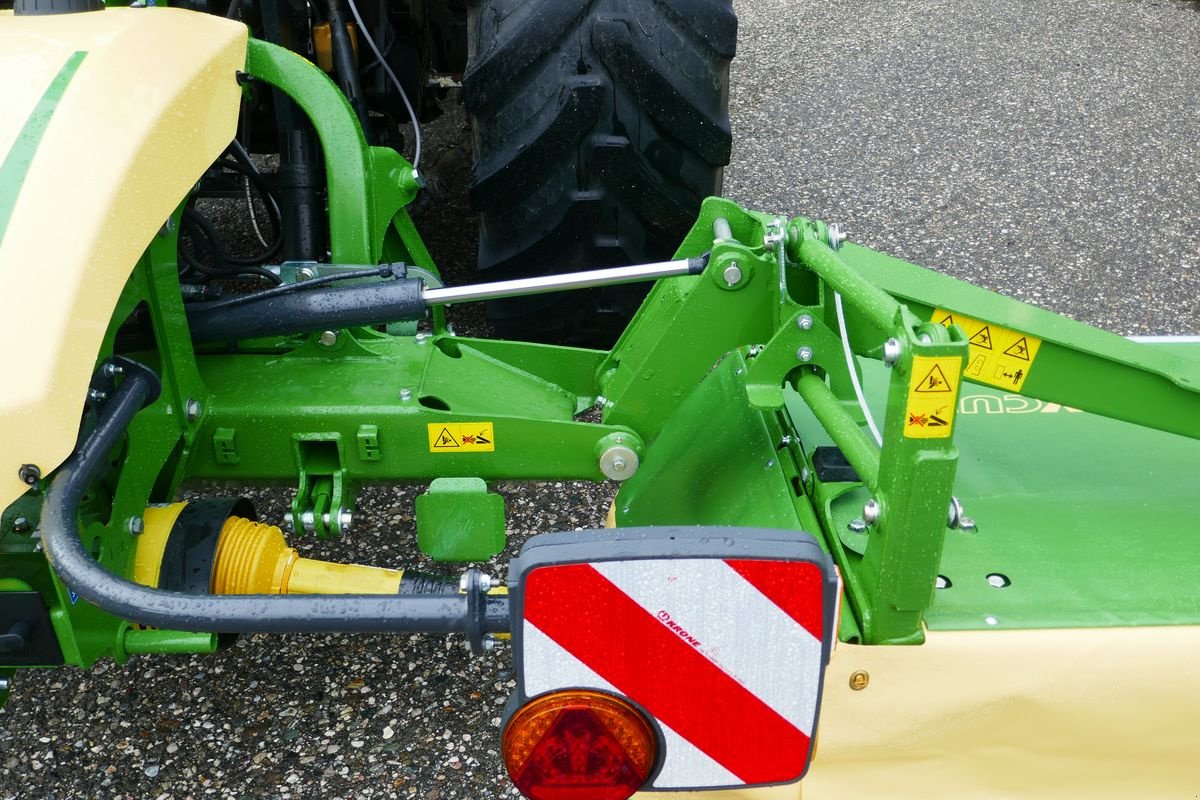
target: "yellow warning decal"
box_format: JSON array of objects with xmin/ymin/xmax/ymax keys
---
[
  {"xmin": 905, "ymin": 356, "xmax": 962, "ymax": 439},
  {"xmin": 427, "ymin": 422, "xmax": 495, "ymax": 453},
  {"xmin": 933, "ymin": 309, "xmax": 1042, "ymax": 392}
]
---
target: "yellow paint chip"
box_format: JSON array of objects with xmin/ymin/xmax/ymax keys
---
[
  {"xmin": 905, "ymin": 356, "xmax": 962, "ymax": 439},
  {"xmin": 934, "ymin": 309, "xmax": 1041, "ymax": 391},
  {"xmin": 427, "ymin": 422, "xmax": 495, "ymax": 453}
]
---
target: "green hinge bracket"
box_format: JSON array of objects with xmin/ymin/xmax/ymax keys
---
[{"xmin": 415, "ymin": 478, "xmax": 506, "ymax": 562}]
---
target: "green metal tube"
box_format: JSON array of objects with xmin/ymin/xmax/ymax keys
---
[
  {"xmin": 795, "ymin": 237, "xmax": 901, "ymax": 334},
  {"xmin": 245, "ymin": 40, "xmax": 375, "ymax": 264},
  {"xmin": 122, "ymin": 629, "xmax": 218, "ymax": 656},
  {"xmin": 794, "ymin": 372, "xmax": 881, "ymax": 489}
]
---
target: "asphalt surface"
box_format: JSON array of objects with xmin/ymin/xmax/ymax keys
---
[{"xmin": 1, "ymin": 1, "xmax": 1198, "ymax": 798}]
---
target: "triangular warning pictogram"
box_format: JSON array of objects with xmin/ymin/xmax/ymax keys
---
[
  {"xmin": 432, "ymin": 427, "xmax": 461, "ymax": 448},
  {"xmin": 968, "ymin": 326, "xmax": 994, "ymax": 350},
  {"xmin": 1003, "ymin": 336, "xmax": 1031, "ymax": 361},
  {"xmin": 937, "ymin": 313, "xmax": 955, "ymax": 327},
  {"xmin": 914, "ymin": 364, "xmax": 954, "ymax": 393}
]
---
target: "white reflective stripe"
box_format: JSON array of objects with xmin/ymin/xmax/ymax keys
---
[
  {"xmin": 591, "ymin": 559, "xmax": 823, "ymax": 736},
  {"xmin": 522, "ymin": 622, "xmax": 741, "ymax": 789},
  {"xmin": 1127, "ymin": 335, "xmax": 1200, "ymax": 343}
]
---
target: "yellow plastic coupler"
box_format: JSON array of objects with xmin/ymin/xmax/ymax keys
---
[{"xmin": 135, "ymin": 503, "xmax": 403, "ymax": 595}]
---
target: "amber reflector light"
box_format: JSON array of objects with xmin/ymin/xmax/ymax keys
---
[{"xmin": 502, "ymin": 689, "xmax": 657, "ymax": 800}]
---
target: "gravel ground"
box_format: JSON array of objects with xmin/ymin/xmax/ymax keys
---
[{"xmin": 2, "ymin": 1, "xmax": 1198, "ymax": 798}]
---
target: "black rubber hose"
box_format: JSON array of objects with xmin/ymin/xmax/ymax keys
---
[
  {"xmin": 187, "ymin": 277, "xmax": 426, "ymax": 343},
  {"xmin": 194, "ymin": 265, "xmax": 397, "ymax": 313},
  {"xmin": 326, "ymin": 0, "xmax": 373, "ymax": 140},
  {"xmin": 215, "ymin": 155, "xmax": 285, "ymax": 266},
  {"xmin": 41, "ymin": 366, "xmax": 509, "ymax": 636}
]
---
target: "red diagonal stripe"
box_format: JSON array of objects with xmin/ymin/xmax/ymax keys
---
[
  {"xmin": 524, "ymin": 563, "xmax": 811, "ymax": 785},
  {"xmin": 725, "ymin": 560, "xmax": 825, "ymax": 640}
]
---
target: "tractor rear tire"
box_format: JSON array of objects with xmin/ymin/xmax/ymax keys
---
[{"xmin": 463, "ymin": 0, "xmax": 736, "ymax": 347}]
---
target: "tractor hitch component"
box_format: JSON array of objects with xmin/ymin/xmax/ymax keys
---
[{"xmin": 40, "ymin": 362, "xmax": 507, "ymax": 650}]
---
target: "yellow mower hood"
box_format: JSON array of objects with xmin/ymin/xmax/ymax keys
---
[{"xmin": 0, "ymin": 7, "xmax": 246, "ymax": 507}]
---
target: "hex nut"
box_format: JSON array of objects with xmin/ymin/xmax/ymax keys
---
[{"xmin": 599, "ymin": 445, "xmax": 640, "ymax": 481}]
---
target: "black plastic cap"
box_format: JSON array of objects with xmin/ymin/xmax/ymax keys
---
[{"xmin": 14, "ymin": 0, "xmax": 104, "ymax": 15}]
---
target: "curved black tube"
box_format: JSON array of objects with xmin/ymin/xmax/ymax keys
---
[{"xmin": 41, "ymin": 367, "xmax": 509, "ymax": 638}]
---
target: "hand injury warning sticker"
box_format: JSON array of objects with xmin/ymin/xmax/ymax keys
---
[
  {"xmin": 905, "ymin": 356, "xmax": 962, "ymax": 439},
  {"xmin": 427, "ymin": 422, "xmax": 495, "ymax": 453},
  {"xmin": 934, "ymin": 309, "xmax": 1042, "ymax": 391}
]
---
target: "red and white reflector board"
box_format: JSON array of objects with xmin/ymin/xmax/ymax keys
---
[{"xmin": 512, "ymin": 529, "xmax": 837, "ymax": 792}]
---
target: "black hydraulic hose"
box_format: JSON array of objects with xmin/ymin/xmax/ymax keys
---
[
  {"xmin": 325, "ymin": 0, "xmax": 372, "ymax": 141},
  {"xmin": 214, "ymin": 155, "xmax": 285, "ymax": 266},
  {"xmin": 41, "ymin": 366, "xmax": 509, "ymax": 637},
  {"xmin": 194, "ymin": 264, "xmax": 398, "ymax": 313},
  {"xmin": 187, "ymin": 276, "xmax": 426, "ymax": 343}
]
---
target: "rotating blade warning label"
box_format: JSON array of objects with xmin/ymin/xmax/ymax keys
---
[
  {"xmin": 934, "ymin": 310, "xmax": 1041, "ymax": 391},
  {"xmin": 427, "ymin": 422, "xmax": 495, "ymax": 453},
  {"xmin": 905, "ymin": 356, "xmax": 962, "ymax": 439}
]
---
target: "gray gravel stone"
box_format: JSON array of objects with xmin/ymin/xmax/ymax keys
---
[{"xmin": 1, "ymin": 1, "xmax": 1197, "ymax": 798}]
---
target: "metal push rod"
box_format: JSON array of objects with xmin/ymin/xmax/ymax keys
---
[
  {"xmin": 40, "ymin": 364, "xmax": 509, "ymax": 642},
  {"xmin": 422, "ymin": 254, "xmax": 709, "ymax": 306}
]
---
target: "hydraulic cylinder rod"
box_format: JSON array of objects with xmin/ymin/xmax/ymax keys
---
[
  {"xmin": 422, "ymin": 255, "xmax": 709, "ymax": 306},
  {"xmin": 187, "ymin": 254, "xmax": 709, "ymax": 343}
]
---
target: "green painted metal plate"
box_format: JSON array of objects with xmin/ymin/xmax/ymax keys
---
[{"xmin": 800, "ymin": 340, "xmax": 1200, "ymax": 631}]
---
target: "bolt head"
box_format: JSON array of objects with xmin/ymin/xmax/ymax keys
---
[
  {"xmin": 947, "ymin": 496, "xmax": 964, "ymax": 528},
  {"xmin": 863, "ymin": 499, "xmax": 881, "ymax": 525},
  {"xmin": 796, "ymin": 346, "xmax": 814, "ymax": 363},
  {"xmin": 18, "ymin": 464, "xmax": 41, "ymax": 486},
  {"xmin": 296, "ymin": 266, "xmax": 318, "ymax": 281},
  {"xmin": 599, "ymin": 445, "xmax": 639, "ymax": 481},
  {"xmin": 127, "ymin": 517, "xmax": 145, "ymax": 536},
  {"xmin": 399, "ymin": 388, "xmax": 413, "ymax": 402},
  {"xmin": 722, "ymin": 263, "xmax": 743, "ymax": 287},
  {"xmin": 184, "ymin": 398, "xmax": 202, "ymax": 422},
  {"xmin": 797, "ymin": 315, "xmax": 814, "ymax": 330},
  {"xmin": 414, "ymin": 332, "xmax": 429, "ymax": 344},
  {"xmin": 318, "ymin": 330, "xmax": 339, "ymax": 348},
  {"xmin": 960, "ymin": 516, "xmax": 977, "ymax": 532},
  {"xmin": 88, "ymin": 388, "xmax": 107, "ymax": 403},
  {"xmin": 827, "ymin": 222, "xmax": 848, "ymax": 251},
  {"xmin": 882, "ymin": 337, "xmax": 902, "ymax": 366},
  {"xmin": 12, "ymin": 517, "xmax": 31, "ymax": 533},
  {"xmin": 849, "ymin": 670, "xmax": 869, "ymax": 691},
  {"xmin": 338, "ymin": 509, "xmax": 353, "ymax": 531},
  {"xmin": 102, "ymin": 362, "xmax": 125, "ymax": 378},
  {"xmin": 847, "ymin": 518, "xmax": 868, "ymax": 533}
]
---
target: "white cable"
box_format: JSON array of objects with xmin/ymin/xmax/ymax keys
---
[
  {"xmin": 243, "ymin": 177, "xmax": 270, "ymax": 248},
  {"xmin": 834, "ymin": 291, "xmax": 884, "ymax": 446},
  {"xmin": 344, "ymin": 0, "xmax": 422, "ymax": 169}
]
